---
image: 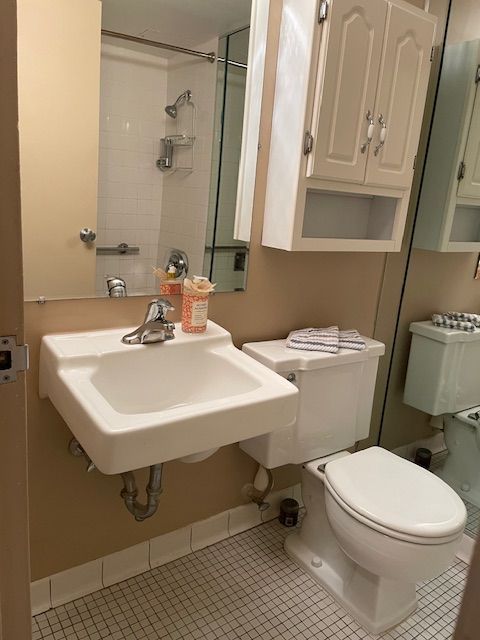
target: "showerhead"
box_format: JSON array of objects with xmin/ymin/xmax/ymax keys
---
[
  {"xmin": 165, "ymin": 89, "xmax": 192, "ymax": 119},
  {"xmin": 165, "ymin": 104, "xmax": 177, "ymax": 118}
]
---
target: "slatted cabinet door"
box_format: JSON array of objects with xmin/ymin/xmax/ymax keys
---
[
  {"xmin": 365, "ymin": 1, "xmax": 435, "ymax": 190},
  {"xmin": 458, "ymin": 84, "xmax": 480, "ymax": 199},
  {"xmin": 308, "ymin": 0, "xmax": 387, "ymax": 184}
]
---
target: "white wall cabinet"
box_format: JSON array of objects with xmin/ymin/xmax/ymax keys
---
[
  {"xmin": 262, "ymin": 0, "xmax": 436, "ymax": 252},
  {"xmin": 414, "ymin": 40, "xmax": 480, "ymax": 252},
  {"xmin": 458, "ymin": 88, "xmax": 480, "ymax": 200}
]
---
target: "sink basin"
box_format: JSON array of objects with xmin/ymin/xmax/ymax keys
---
[{"xmin": 40, "ymin": 321, "xmax": 298, "ymax": 474}]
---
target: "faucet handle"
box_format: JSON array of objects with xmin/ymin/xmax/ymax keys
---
[{"xmin": 144, "ymin": 298, "xmax": 175, "ymax": 323}]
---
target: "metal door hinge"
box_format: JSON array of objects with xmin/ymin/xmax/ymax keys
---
[
  {"xmin": 0, "ymin": 337, "xmax": 29, "ymax": 384},
  {"xmin": 458, "ymin": 161, "xmax": 466, "ymax": 181},
  {"xmin": 318, "ymin": 0, "xmax": 328, "ymax": 23},
  {"xmin": 475, "ymin": 65, "xmax": 480, "ymax": 84},
  {"xmin": 430, "ymin": 47, "xmax": 434, "ymax": 62},
  {"xmin": 413, "ymin": 155, "xmax": 417, "ymax": 170},
  {"xmin": 303, "ymin": 131, "xmax": 314, "ymax": 155}
]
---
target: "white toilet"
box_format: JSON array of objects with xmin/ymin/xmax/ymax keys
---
[
  {"xmin": 405, "ymin": 321, "xmax": 480, "ymax": 507},
  {"xmin": 241, "ymin": 336, "xmax": 466, "ymax": 634}
]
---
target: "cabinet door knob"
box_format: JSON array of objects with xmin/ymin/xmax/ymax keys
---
[
  {"xmin": 374, "ymin": 114, "xmax": 387, "ymax": 156},
  {"xmin": 360, "ymin": 110, "xmax": 375, "ymax": 154}
]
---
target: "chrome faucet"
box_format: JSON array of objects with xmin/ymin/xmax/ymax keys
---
[{"xmin": 122, "ymin": 299, "xmax": 175, "ymax": 345}]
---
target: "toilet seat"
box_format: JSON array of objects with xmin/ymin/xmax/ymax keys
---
[{"xmin": 324, "ymin": 447, "xmax": 466, "ymax": 545}]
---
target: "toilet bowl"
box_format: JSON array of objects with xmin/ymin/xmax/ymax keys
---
[
  {"xmin": 240, "ymin": 334, "xmax": 466, "ymax": 633},
  {"xmin": 285, "ymin": 448, "xmax": 466, "ymax": 634},
  {"xmin": 437, "ymin": 408, "xmax": 480, "ymax": 507}
]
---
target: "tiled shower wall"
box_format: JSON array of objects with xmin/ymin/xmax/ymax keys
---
[
  {"xmin": 96, "ymin": 44, "xmax": 166, "ymax": 296},
  {"xmin": 156, "ymin": 38, "xmax": 218, "ymax": 279}
]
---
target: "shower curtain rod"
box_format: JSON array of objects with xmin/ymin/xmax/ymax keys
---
[
  {"xmin": 101, "ymin": 29, "xmax": 248, "ymax": 69},
  {"xmin": 101, "ymin": 29, "xmax": 216, "ymax": 63}
]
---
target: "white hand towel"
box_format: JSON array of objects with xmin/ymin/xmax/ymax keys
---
[
  {"xmin": 338, "ymin": 329, "xmax": 366, "ymax": 351},
  {"xmin": 286, "ymin": 326, "xmax": 339, "ymax": 353}
]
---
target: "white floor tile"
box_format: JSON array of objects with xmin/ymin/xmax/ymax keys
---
[{"xmin": 33, "ymin": 517, "xmax": 467, "ymax": 640}]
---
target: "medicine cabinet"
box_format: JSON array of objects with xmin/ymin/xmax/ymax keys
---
[
  {"xmin": 414, "ymin": 40, "xmax": 480, "ymax": 252},
  {"xmin": 262, "ymin": 0, "xmax": 436, "ymax": 252}
]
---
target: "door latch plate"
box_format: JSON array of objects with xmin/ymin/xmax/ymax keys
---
[{"xmin": 0, "ymin": 336, "xmax": 29, "ymax": 384}]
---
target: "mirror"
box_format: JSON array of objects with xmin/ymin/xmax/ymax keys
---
[
  {"xmin": 19, "ymin": 0, "xmax": 269, "ymax": 300},
  {"xmin": 379, "ymin": 0, "xmax": 480, "ymax": 544}
]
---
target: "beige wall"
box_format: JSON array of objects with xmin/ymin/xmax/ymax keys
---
[
  {"xmin": 18, "ymin": 0, "xmax": 101, "ymax": 300},
  {"xmin": 25, "ymin": 0, "xmax": 390, "ymax": 580},
  {"xmin": 21, "ymin": 0, "xmax": 443, "ymax": 581}
]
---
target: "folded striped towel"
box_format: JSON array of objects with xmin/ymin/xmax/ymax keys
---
[
  {"xmin": 286, "ymin": 327, "xmax": 367, "ymax": 353},
  {"xmin": 432, "ymin": 313, "xmax": 480, "ymax": 333},
  {"xmin": 286, "ymin": 326, "xmax": 339, "ymax": 353},
  {"xmin": 446, "ymin": 312, "xmax": 480, "ymax": 327},
  {"xmin": 338, "ymin": 329, "xmax": 366, "ymax": 351}
]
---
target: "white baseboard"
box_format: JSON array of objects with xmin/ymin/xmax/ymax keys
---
[
  {"xmin": 31, "ymin": 483, "xmax": 301, "ymax": 616},
  {"xmin": 456, "ymin": 533, "xmax": 475, "ymax": 566},
  {"xmin": 392, "ymin": 432, "xmax": 446, "ymax": 461}
]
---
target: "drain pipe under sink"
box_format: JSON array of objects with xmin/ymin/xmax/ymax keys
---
[
  {"xmin": 120, "ymin": 464, "xmax": 164, "ymax": 522},
  {"xmin": 68, "ymin": 438, "xmax": 164, "ymax": 521}
]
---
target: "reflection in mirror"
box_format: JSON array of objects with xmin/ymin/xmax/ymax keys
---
[
  {"xmin": 379, "ymin": 0, "xmax": 480, "ymax": 545},
  {"xmin": 97, "ymin": 0, "xmax": 253, "ymax": 297},
  {"xmin": 20, "ymin": 0, "xmax": 268, "ymax": 300},
  {"xmin": 203, "ymin": 29, "xmax": 250, "ymax": 292}
]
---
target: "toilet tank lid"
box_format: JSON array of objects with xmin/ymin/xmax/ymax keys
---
[
  {"xmin": 410, "ymin": 321, "xmax": 480, "ymax": 343},
  {"xmin": 242, "ymin": 337, "xmax": 384, "ymax": 373}
]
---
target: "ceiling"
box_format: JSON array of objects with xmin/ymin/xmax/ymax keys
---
[{"xmin": 101, "ymin": 0, "xmax": 252, "ymax": 51}]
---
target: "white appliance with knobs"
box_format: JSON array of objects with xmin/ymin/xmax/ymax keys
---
[
  {"xmin": 241, "ymin": 335, "xmax": 466, "ymax": 635},
  {"xmin": 260, "ymin": 0, "xmax": 436, "ymax": 252},
  {"xmin": 404, "ymin": 321, "xmax": 480, "ymax": 507}
]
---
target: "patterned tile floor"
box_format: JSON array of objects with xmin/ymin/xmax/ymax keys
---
[
  {"xmin": 33, "ymin": 517, "xmax": 467, "ymax": 640},
  {"xmin": 463, "ymin": 498, "xmax": 480, "ymax": 538}
]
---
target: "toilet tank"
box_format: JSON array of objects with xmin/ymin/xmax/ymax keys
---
[
  {"xmin": 239, "ymin": 337, "xmax": 385, "ymax": 468},
  {"xmin": 404, "ymin": 321, "xmax": 480, "ymax": 416}
]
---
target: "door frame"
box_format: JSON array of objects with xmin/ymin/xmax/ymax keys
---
[{"xmin": 0, "ymin": 1, "xmax": 32, "ymax": 638}]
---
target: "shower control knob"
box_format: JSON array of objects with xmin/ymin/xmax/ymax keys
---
[{"xmin": 80, "ymin": 227, "xmax": 97, "ymax": 243}]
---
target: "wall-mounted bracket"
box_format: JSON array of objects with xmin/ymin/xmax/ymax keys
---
[{"xmin": 0, "ymin": 336, "xmax": 29, "ymax": 384}]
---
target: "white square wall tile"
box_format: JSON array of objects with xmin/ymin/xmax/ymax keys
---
[
  {"xmin": 103, "ymin": 541, "xmax": 150, "ymax": 587},
  {"xmin": 50, "ymin": 559, "xmax": 102, "ymax": 608},
  {"xmin": 150, "ymin": 526, "xmax": 192, "ymax": 568},
  {"xmin": 228, "ymin": 502, "xmax": 262, "ymax": 536},
  {"xmin": 191, "ymin": 512, "xmax": 229, "ymax": 552},
  {"xmin": 261, "ymin": 487, "xmax": 294, "ymax": 522},
  {"xmin": 31, "ymin": 577, "xmax": 51, "ymax": 615}
]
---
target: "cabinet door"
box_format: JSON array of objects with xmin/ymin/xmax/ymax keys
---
[
  {"xmin": 308, "ymin": 0, "xmax": 387, "ymax": 184},
  {"xmin": 458, "ymin": 86, "xmax": 480, "ymax": 199},
  {"xmin": 365, "ymin": 2, "xmax": 435, "ymax": 190}
]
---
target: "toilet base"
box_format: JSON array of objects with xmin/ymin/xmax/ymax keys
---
[
  {"xmin": 435, "ymin": 468, "xmax": 480, "ymax": 510},
  {"xmin": 285, "ymin": 532, "xmax": 417, "ymax": 635}
]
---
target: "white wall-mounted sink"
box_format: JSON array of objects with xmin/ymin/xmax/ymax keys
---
[{"xmin": 40, "ymin": 321, "xmax": 298, "ymax": 474}]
